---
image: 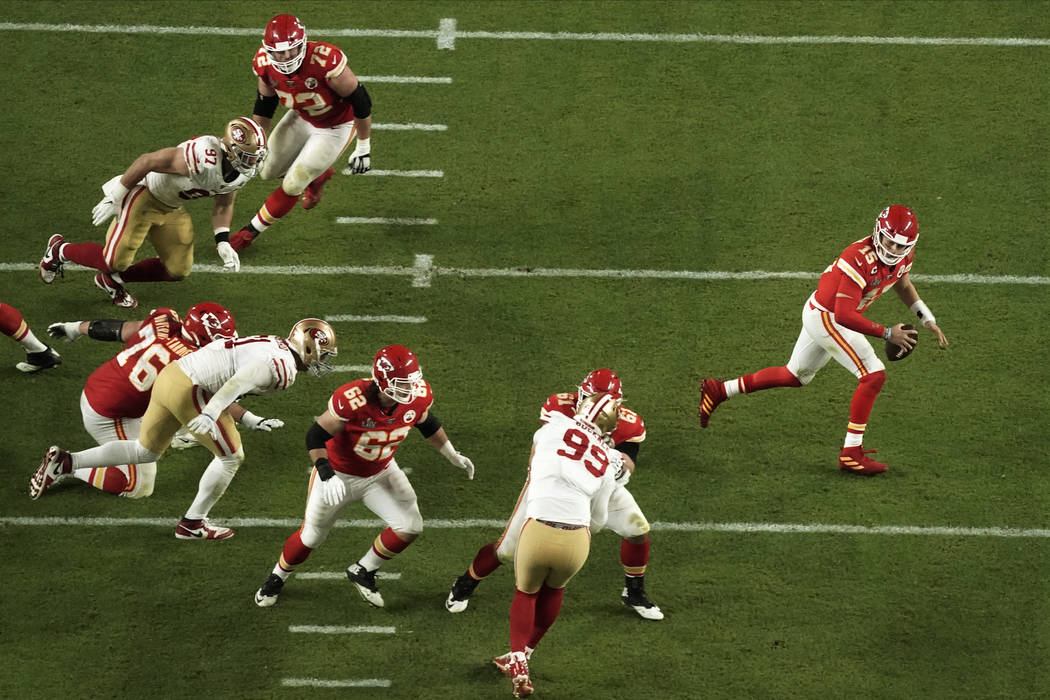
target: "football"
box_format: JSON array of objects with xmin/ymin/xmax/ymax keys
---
[{"xmin": 885, "ymin": 324, "xmax": 918, "ymax": 361}]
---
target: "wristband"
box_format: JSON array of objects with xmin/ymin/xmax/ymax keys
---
[
  {"xmin": 910, "ymin": 299, "xmax": 936, "ymax": 326},
  {"xmin": 314, "ymin": 457, "xmax": 335, "ymax": 481},
  {"xmin": 881, "ymin": 326, "xmax": 892, "ymax": 341},
  {"xmin": 239, "ymin": 410, "xmax": 261, "ymax": 429},
  {"xmin": 214, "ymin": 227, "xmax": 231, "ymax": 244},
  {"xmin": 354, "ymin": 137, "xmax": 370, "ymax": 154}
]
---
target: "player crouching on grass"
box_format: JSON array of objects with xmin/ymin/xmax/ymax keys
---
[
  {"xmin": 698, "ymin": 205, "xmax": 948, "ymax": 475},
  {"xmin": 30, "ymin": 319, "xmax": 336, "ymax": 540}
]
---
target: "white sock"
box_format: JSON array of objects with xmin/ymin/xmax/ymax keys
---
[
  {"xmin": 72, "ymin": 440, "xmax": 154, "ymax": 470},
  {"xmin": 183, "ymin": 456, "xmax": 239, "ymax": 520},
  {"xmin": 724, "ymin": 379, "xmax": 741, "ymax": 398},
  {"xmin": 19, "ymin": 329, "xmax": 47, "ymax": 354}
]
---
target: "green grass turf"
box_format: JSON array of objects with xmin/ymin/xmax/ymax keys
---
[{"xmin": 2, "ymin": 1, "xmax": 1049, "ymax": 698}]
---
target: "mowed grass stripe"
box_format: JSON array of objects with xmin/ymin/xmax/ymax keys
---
[
  {"xmin": 1, "ymin": 22, "xmax": 1047, "ymax": 48},
  {"xmin": 2, "ymin": 262, "xmax": 1047, "ymax": 285},
  {"xmin": 5, "ymin": 516, "xmax": 1050, "ymax": 538}
]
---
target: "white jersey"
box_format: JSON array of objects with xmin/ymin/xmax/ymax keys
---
[
  {"xmin": 177, "ymin": 335, "xmax": 297, "ymax": 397},
  {"xmin": 525, "ymin": 413, "xmax": 618, "ymax": 527},
  {"xmin": 145, "ymin": 136, "xmax": 254, "ymax": 208}
]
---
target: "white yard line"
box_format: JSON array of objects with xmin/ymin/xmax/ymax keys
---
[
  {"xmin": 332, "ymin": 364, "xmax": 371, "ymax": 373},
  {"xmin": 372, "ymin": 123, "xmax": 447, "ymax": 131},
  {"xmin": 325, "ymin": 314, "xmax": 427, "ymax": 323},
  {"xmin": 282, "ymin": 678, "xmax": 391, "ymax": 688},
  {"xmin": 356, "ymin": 75, "xmax": 452, "ymax": 84},
  {"xmin": 5, "ymin": 516, "xmax": 1050, "ymax": 539},
  {"xmin": 298, "ymin": 571, "xmax": 402, "ymax": 580},
  {"xmin": 0, "ymin": 22, "xmax": 1046, "ymax": 48},
  {"xmin": 289, "ymin": 625, "xmax": 398, "ymax": 634},
  {"xmin": 333, "ymin": 217, "xmax": 438, "ymax": 225},
  {"xmin": 340, "ymin": 169, "xmax": 444, "ymax": 177},
  {"xmin": 3, "ymin": 261, "xmax": 1047, "ymax": 286}
]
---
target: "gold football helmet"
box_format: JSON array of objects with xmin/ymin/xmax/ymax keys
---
[
  {"xmin": 574, "ymin": 391, "xmax": 621, "ymax": 436},
  {"xmin": 286, "ymin": 318, "xmax": 337, "ymax": 377},
  {"xmin": 222, "ymin": 117, "xmax": 268, "ymax": 174}
]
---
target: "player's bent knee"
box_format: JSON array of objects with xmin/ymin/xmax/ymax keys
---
[
  {"xmin": 300, "ymin": 524, "xmax": 329, "ymax": 549},
  {"xmin": 282, "ymin": 164, "xmax": 314, "ymax": 196}
]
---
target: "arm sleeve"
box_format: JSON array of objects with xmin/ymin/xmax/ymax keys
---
[
  {"xmin": 831, "ymin": 279, "xmax": 886, "ymax": 338},
  {"xmin": 200, "ymin": 362, "xmax": 275, "ymax": 418},
  {"xmin": 614, "ymin": 441, "xmax": 640, "ymax": 464}
]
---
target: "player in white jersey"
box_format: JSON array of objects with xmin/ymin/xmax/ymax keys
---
[
  {"xmin": 30, "ymin": 319, "xmax": 337, "ymax": 540},
  {"xmin": 38, "ymin": 117, "xmax": 267, "ymax": 309},
  {"xmin": 495, "ymin": 392, "xmax": 622, "ymax": 698}
]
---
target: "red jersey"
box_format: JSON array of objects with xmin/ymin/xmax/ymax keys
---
[
  {"xmin": 326, "ymin": 378, "xmax": 434, "ymax": 478},
  {"xmin": 539, "ymin": 392, "xmax": 646, "ymax": 448},
  {"xmin": 811, "ymin": 237, "xmax": 914, "ymax": 337},
  {"xmin": 83, "ymin": 309, "xmax": 197, "ymax": 419},
  {"xmin": 253, "ymin": 41, "xmax": 355, "ymax": 128}
]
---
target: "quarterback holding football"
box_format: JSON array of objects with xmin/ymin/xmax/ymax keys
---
[{"xmin": 699, "ymin": 205, "xmax": 949, "ymax": 475}]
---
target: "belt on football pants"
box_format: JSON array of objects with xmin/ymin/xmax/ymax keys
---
[{"xmin": 538, "ymin": 519, "xmax": 585, "ymax": 531}]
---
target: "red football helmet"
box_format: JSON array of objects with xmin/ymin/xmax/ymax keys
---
[
  {"xmin": 182, "ymin": 303, "xmax": 237, "ymax": 347},
  {"xmin": 578, "ymin": 368, "xmax": 622, "ymax": 409},
  {"xmin": 263, "ymin": 14, "xmax": 307, "ymax": 74},
  {"xmin": 872, "ymin": 205, "xmax": 918, "ymax": 266},
  {"xmin": 372, "ymin": 345, "xmax": 423, "ymax": 404}
]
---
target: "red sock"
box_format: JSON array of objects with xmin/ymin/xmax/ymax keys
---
[
  {"xmin": 527, "ymin": 585, "xmax": 564, "ymax": 648},
  {"xmin": 280, "ymin": 530, "xmax": 314, "ymax": 570},
  {"xmin": 848, "ymin": 370, "xmax": 885, "ymax": 438},
  {"xmin": 741, "ymin": 366, "xmax": 803, "ymax": 393},
  {"xmin": 509, "ymin": 588, "xmax": 538, "ymax": 653},
  {"xmin": 252, "ymin": 187, "xmax": 300, "ymax": 230},
  {"xmin": 621, "ymin": 539, "xmax": 650, "ymax": 577},
  {"xmin": 119, "ymin": 258, "xmax": 179, "ymax": 282},
  {"xmin": 61, "ymin": 242, "xmax": 109, "ymax": 271},
  {"xmin": 90, "ymin": 466, "xmax": 131, "ymax": 495},
  {"xmin": 372, "ymin": 527, "xmax": 412, "ymax": 561},
  {"xmin": 0, "ymin": 303, "xmax": 25, "ymax": 337},
  {"xmin": 468, "ymin": 542, "xmax": 502, "ymax": 579}
]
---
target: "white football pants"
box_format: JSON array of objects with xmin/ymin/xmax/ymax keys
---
[{"xmin": 260, "ymin": 110, "xmax": 356, "ymax": 195}]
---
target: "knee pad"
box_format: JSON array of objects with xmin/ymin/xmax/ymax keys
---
[
  {"xmin": 134, "ymin": 441, "xmax": 162, "ymax": 464},
  {"xmin": 299, "ymin": 524, "xmax": 329, "ymax": 549},
  {"xmin": 218, "ymin": 448, "xmax": 244, "ymax": 475},
  {"xmin": 860, "ymin": 370, "xmax": 886, "ymax": 392},
  {"xmin": 281, "ymin": 164, "xmax": 314, "ymax": 196}
]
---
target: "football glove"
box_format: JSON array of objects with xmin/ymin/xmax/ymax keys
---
[
  {"xmin": 47, "ymin": 322, "xmax": 83, "ymax": 343},
  {"xmin": 347, "ymin": 137, "xmax": 371, "ymax": 174},
  {"xmin": 320, "ymin": 474, "xmax": 347, "ymax": 506},
  {"xmin": 450, "ymin": 452, "xmax": 475, "ymax": 480},
  {"xmin": 187, "ymin": 413, "xmax": 221, "ymax": 441},
  {"xmin": 239, "ymin": 410, "xmax": 284, "ymax": 432},
  {"xmin": 92, "ymin": 176, "xmax": 128, "ymax": 226},
  {"xmin": 216, "ymin": 241, "xmax": 240, "ymax": 272}
]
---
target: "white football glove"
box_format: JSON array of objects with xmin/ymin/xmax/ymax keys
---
[
  {"xmin": 216, "ymin": 241, "xmax": 240, "ymax": 272},
  {"xmin": 187, "ymin": 413, "xmax": 221, "ymax": 441},
  {"xmin": 347, "ymin": 137, "xmax": 371, "ymax": 174},
  {"xmin": 239, "ymin": 410, "xmax": 284, "ymax": 432},
  {"xmin": 320, "ymin": 473, "xmax": 347, "ymax": 506},
  {"xmin": 451, "ymin": 452, "xmax": 475, "ymax": 480},
  {"xmin": 92, "ymin": 176, "xmax": 128, "ymax": 227},
  {"xmin": 47, "ymin": 322, "xmax": 83, "ymax": 343}
]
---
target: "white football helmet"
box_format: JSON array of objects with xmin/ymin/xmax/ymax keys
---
[{"xmin": 286, "ymin": 318, "xmax": 337, "ymax": 377}]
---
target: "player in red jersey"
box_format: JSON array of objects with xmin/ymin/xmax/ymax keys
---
[
  {"xmin": 253, "ymin": 345, "xmax": 476, "ymax": 609},
  {"xmin": 42, "ymin": 304, "xmax": 279, "ymax": 498},
  {"xmin": 446, "ymin": 368, "xmax": 664, "ymax": 621},
  {"xmin": 0, "ymin": 302, "xmax": 60, "ymax": 372},
  {"xmin": 226, "ymin": 14, "xmax": 373, "ymax": 258},
  {"xmin": 698, "ymin": 205, "xmax": 949, "ymax": 474}
]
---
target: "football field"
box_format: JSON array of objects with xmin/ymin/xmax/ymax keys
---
[{"xmin": 2, "ymin": 1, "xmax": 1049, "ymax": 698}]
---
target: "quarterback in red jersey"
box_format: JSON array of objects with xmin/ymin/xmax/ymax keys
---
[
  {"xmin": 446, "ymin": 368, "xmax": 664, "ymax": 621},
  {"xmin": 698, "ymin": 205, "xmax": 949, "ymax": 475},
  {"xmin": 42, "ymin": 304, "xmax": 280, "ymax": 498},
  {"xmin": 254, "ymin": 345, "xmax": 476, "ymax": 609},
  {"xmin": 226, "ymin": 14, "xmax": 373, "ymax": 259}
]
